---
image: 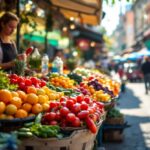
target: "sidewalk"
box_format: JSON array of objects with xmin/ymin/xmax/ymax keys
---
[{"xmin": 98, "ymin": 83, "xmax": 150, "ymax": 150}]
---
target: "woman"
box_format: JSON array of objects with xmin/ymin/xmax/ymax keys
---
[{"xmin": 0, "ymin": 12, "xmax": 19, "ymax": 72}]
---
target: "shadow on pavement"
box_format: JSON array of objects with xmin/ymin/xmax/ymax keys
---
[{"xmin": 102, "ymin": 84, "xmax": 150, "ymax": 150}]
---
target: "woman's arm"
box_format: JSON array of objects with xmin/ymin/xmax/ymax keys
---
[{"xmin": 0, "ymin": 61, "xmax": 15, "ymax": 69}]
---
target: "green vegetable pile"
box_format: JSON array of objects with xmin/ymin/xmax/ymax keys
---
[
  {"xmin": 67, "ymin": 73, "xmax": 82, "ymax": 84},
  {"xmin": 107, "ymin": 108, "xmax": 123, "ymax": 118},
  {"xmin": 0, "ymin": 70, "xmax": 18, "ymax": 91}
]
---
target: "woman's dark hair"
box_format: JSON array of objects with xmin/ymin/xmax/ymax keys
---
[{"xmin": 0, "ymin": 12, "xmax": 19, "ymax": 32}]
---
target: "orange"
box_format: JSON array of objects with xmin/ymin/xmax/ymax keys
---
[
  {"xmin": 37, "ymin": 88, "xmax": 46, "ymax": 95},
  {"xmin": 10, "ymin": 97, "xmax": 22, "ymax": 108},
  {"xmin": 32, "ymin": 103, "xmax": 43, "ymax": 114},
  {"xmin": 38, "ymin": 95, "xmax": 48, "ymax": 104},
  {"xmin": 6, "ymin": 115, "xmax": 14, "ymax": 119},
  {"xmin": 15, "ymin": 109, "xmax": 28, "ymax": 118},
  {"xmin": 21, "ymin": 103, "xmax": 32, "ymax": 113},
  {"xmin": 17, "ymin": 90, "xmax": 27, "ymax": 102},
  {"xmin": 48, "ymin": 93, "xmax": 56, "ymax": 100},
  {"xmin": 5, "ymin": 104, "xmax": 17, "ymax": 115},
  {"xmin": 25, "ymin": 93, "xmax": 38, "ymax": 105},
  {"xmin": 11, "ymin": 91, "xmax": 19, "ymax": 97},
  {"xmin": 0, "ymin": 114, "xmax": 7, "ymax": 119},
  {"xmin": 0, "ymin": 89, "xmax": 12, "ymax": 104},
  {"xmin": 26, "ymin": 86, "xmax": 37, "ymax": 94},
  {"xmin": 0, "ymin": 102, "xmax": 6, "ymax": 114},
  {"xmin": 42, "ymin": 103, "xmax": 49, "ymax": 112}
]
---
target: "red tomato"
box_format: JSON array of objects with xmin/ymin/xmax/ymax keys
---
[
  {"xmin": 88, "ymin": 108, "xmax": 95, "ymax": 114},
  {"xmin": 25, "ymin": 79, "xmax": 32, "ymax": 86},
  {"xmin": 76, "ymin": 95, "xmax": 83, "ymax": 103},
  {"xmin": 69, "ymin": 97, "xmax": 77, "ymax": 103},
  {"xmin": 60, "ymin": 101, "xmax": 66, "ymax": 107},
  {"xmin": 49, "ymin": 101, "xmax": 59, "ymax": 111},
  {"xmin": 9, "ymin": 74, "xmax": 18, "ymax": 80},
  {"xmin": 60, "ymin": 107, "xmax": 70, "ymax": 117},
  {"xmin": 86, "ymin": 117, "xmax": 97, "ymax": 133},
  {"xmin": 77, "ymin": 110, "xmax": 89, "ymax": 120},
  {"xmin": 83, "ymin": 97, "xmax": 91, "ymax": 104},
  {"xmin": 30, "ymin": 77, "xmax": 38, "ymax": 85},
  {"xmin": 90, "ymin": 114, "xmax": 98, "ymax": 122},
  {"xmin": 66, "ymin": 99, "xmax": 74, "ymax": 109},
  {"xmin": 72, "ymin": 117, "xmax": 81, "ymax": 127},
  {"xmin": 10, "ymin": 78, "xmax": 18, "ymax": 84},
  {"xmin": 71, "ymin": 103, "xmax": 81, "ymax": 114},
  {"xmin": 18, "ymin": 77, "xmax": 25, "ymax": 83},
  {"xmin": 43, "ymin": 112, "xmax": 56, "ymax": 121},
  {"xmin": 60, "ymin": 97, "xmax": 67, "ymax": 102},
  {"xmin": 19, "ymin": 82, "xmax": 26, "ymax": 90},
  {"xmin": 55, "ymin": 111, "xmax": 61, "ymax": 121},
  {"xmin": 80, "ymin": 102, "xmax": 88, "ymax": 110},
  {"xmin": 40, "ymin": 80, "xmax": 46, "ymax": 87},
  {"xmin": 49, "ymin": 120, "xmax": 58, "ymax": 125},
  {"xmin": 66, "ymin": 113, "xmax": 76, "ymax": 122},
  {"xmin": 96, "ymin": 102, "xmax": 104, "ymax": 109}
]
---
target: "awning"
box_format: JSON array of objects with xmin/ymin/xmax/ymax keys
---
[
  {"xmin": 34, "ymin": 0, "xmax": 103, "ymax": 26},
  {"xmin": 70, "ymin": 25, "xmax": 103, "ymax": 43}
]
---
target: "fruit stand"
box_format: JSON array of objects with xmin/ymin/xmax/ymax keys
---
[{"xmin": 0, "ymin": 67, "xmax": 121, "ymax": 150}]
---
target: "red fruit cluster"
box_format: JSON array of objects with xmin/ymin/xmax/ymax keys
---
[
  {"xmin": 9, "ymin": 74, "xmax": 46, "ymax": 92},
  {"xmin": 42, "ymin": 95, "xmax": 104, "ymax": 133}
]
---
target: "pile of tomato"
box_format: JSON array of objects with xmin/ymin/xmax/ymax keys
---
[
  {"xmin": 9, "ymin": 74, "xmax": 46, "ymax": 92},
  {"xmin": 42, "ymin": 95, "xmax": 104, "ymax": 133}
]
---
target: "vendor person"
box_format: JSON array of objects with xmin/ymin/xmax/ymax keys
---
[{"xmin": 0, "ymin": 12, "xmax": 19, "ymax": 72}]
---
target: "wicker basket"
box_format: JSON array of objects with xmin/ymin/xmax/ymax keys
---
[{"xmin": 18, "ymin": 120, "xmax": 103, "ymax": 150}]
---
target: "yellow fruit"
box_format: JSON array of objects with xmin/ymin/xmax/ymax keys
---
[
  {"xmin": 38, "ymin": 95, "xmax": 48, "ymax": 104},
  {"xmin": 26, "ymin": 86, "xmax": 37, "ymax": 94},
  {"xmin": 32, "ymin": 103, "xmax": 43, "ymax": 114},
  {"xmin": 37, "ymin": 89, "xmax": 46, "ymax": 95},
  {"xmin": 6, "ymin": 115, "xmax": 14, "ymax": 119},
  {"xmin": 21, "ymin": 103, "xmax": 32, "ymax": 113},
  {"xmin": 25, "ymin": 93, "xmax": 38, "ymax": 105},
  {"xmin": 11, "ymin": 91, "xmax": 19, "ymax": 97},
  {"xmin": 42, "ymin": 103, "xmax": 49, "ymax": 112},
  {"xmin": 0, "ymin": 102, "xmax": 6, "ymax": 114},
  {"xmin": 0, "ymin": 89, "xmax": 12, "ymax": 104},
  {"xmin": 17, "ymin": 90, "xmax": 27, "ymax": 102},
  {"xmin": 10, "ymin": 97, "xmax": 22, "ymax": 108},
  {"xmin": 15, "ymin": 109, "xmax": 28, "ymax": 118},
  {"xmin": 5, "ymin": 104, "xmax": 17, "ymax": 115},
  {"xmin": 48, "ymin": 93, "xmax": 56, "ymax": 100},
  {"xmin": 0, "ymin": 114, "xmax": 7, "ymax": 119}
]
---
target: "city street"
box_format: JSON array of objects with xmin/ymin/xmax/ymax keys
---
[{"xmin": 101, "ymin": 83, "xmax": 150, "ymax": 150}]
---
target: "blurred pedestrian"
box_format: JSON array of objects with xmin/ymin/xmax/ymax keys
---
[{"xmin": 141, "ymin": 56, "xmax": 150, "ymax": 94}]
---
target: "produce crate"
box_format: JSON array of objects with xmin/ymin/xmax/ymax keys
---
[
  {"xmin": 104, "ymin": 117, "xmax": 124, "ymax": 125},
  {"xmin": 19, "ymin": 120, "xmax": 103, "ymax": 150},
  {"xmin": 103, "ymin": 130, "xmax": 124, "ymax": 142}
]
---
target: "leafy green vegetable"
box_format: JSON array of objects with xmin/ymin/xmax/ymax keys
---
[{"xmin": 0, "ymin": 70, "xmax": 18, "ymax": 91}]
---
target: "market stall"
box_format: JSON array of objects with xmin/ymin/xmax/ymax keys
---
[{"xmin": 0, "ymin": 58, "xmax": 121, "ymax": 150}]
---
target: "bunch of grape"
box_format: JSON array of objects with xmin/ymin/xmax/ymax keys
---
[{"xmin": 88, "ymin": 79, "xmax": 114, "ymax": 98}]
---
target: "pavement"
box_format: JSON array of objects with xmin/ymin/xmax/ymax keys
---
[{"xmin": 97, "ymin": 82, "xmax": 150, "ymax": 150}]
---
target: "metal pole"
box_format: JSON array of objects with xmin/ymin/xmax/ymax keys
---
[{"xmin": 16, "ymin": 0, "xmax": 20, "ymax": 53}]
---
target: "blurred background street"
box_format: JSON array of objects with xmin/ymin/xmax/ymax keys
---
[{"xmin": 103, "ymin": 83, "xmax": 150, "ymax": 150}]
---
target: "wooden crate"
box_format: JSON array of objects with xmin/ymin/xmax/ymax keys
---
[
  {"xmin": 104, "ymin": 117, "xmax": 124, "ymax": 125},
  {"xmin": 19, "ymin": 121, "xmax": 103, "ymax": 150},
  {"xmin": 103, "ymin": 130, "xmax": 124, "ymax": 142}
]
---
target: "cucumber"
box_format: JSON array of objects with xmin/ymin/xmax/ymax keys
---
[
  {"xmin": 18, "ymin": 131, "xmax": 33, "ymax": 138},
  {"xmin": 24, "ymin": 122, "xmax": 34, "ymax": 127},
  {"xmin": 18, "ymin": 128, "xmax": 31, "ymax": 132}
]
